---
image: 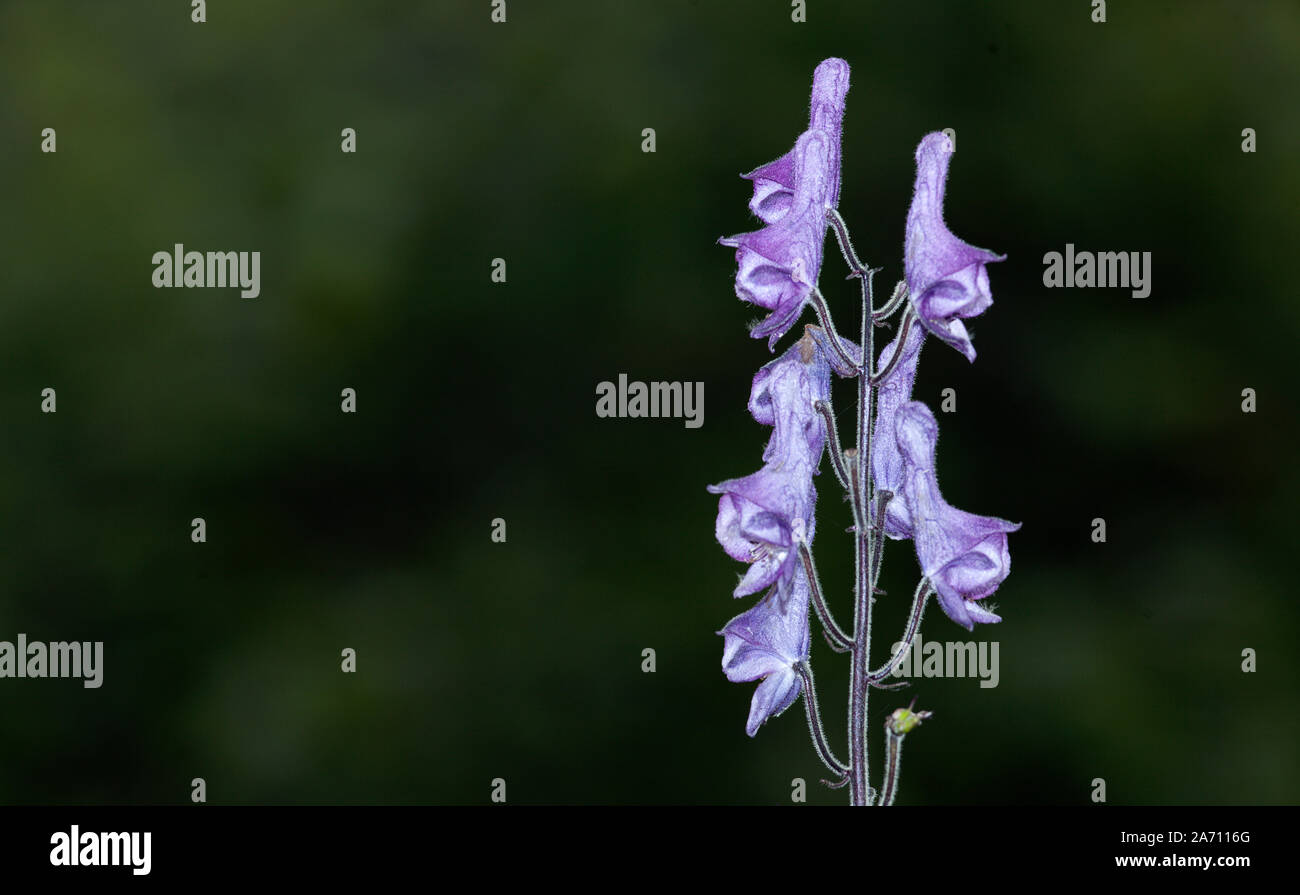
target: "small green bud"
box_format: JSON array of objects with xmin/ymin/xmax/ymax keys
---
[{"xmin": 886, "ymin": 700, "xmax": 933, "ymax": 735}]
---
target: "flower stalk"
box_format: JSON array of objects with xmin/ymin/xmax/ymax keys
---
[
  {"xmin": 881, "ymin": 700, "xmax": 933, "ymax": 806},
  {"xmin": 709, "ymin": 59, "xmax": 1017, "ymax": 806},
  {"xmin": 848, "ymin": 262, "xmax": 876, "ymax": 806}
]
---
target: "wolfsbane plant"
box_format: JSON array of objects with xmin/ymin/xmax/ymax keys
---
[{"xmin": 709, "ymin": 58, "xmax": 1020, "ymax": 806}]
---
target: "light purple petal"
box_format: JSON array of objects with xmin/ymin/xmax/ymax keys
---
[
  {"xmin": 745, "ymin": 671, "xmax": 802, "ymax": 737},
  {"xmin": 962, "ymin": 599, "xmax": 1003, "ymax": 626},
  {"xmin": 708, "ymin": 465, "xmax": 816, "ymax": 598},
  {"xmin": 904, "ymin": 132, "xmax": 1004, "ymax": 362},
  {"xmin": 722, "ymin": 130, "xmax": 831, "ymax": 349},
  {"xmin": 869, "ymin": 322, "xmax": 926, "ymax": 538},
  {"xmin": 719, "ymin": 567, "xmax": 812, "ymax": 736},
  {"xmin": 895, "ymin": 401, "xmax": 1020, "ymax": 629},
  {"xmin": 747, "ymin": 331, "xmax": 833, "ymax": 473},
  {"xmin": 741, "ymin": 57, "xmax": 849, "ymax": 223},
  {"xmin": 807, "ymin": 57, "xmax": 849, "ymax": 209},
  {"xmin": 709, "ymin": 471, "xmax": 795, "ymax": 560},
  {"xmin": 744, "ymin": 152, "xmax": 798, "ymax": 224}
]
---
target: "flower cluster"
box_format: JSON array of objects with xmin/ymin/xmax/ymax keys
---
[
  {"xmin": 870, "ymin": 132, "xmax": 1017, "ymax": 630},
  {"xmin": 708, "ymin": 58, "xmax": 849, "ymax": 736},
  {"xmin": 718, "ymin": 566, "xmax": 812, "ymax": 737},
  {"xmin": 902, "ymin": 133, "xmax": 1006, "ymax": 363},
  {"xmin": 709, "ymin": 330, "xmax": 833, "ymax": 734},
  {"xmin": 893, "ymin": 401, "xmax": 1020, "ymax": 630},
  {"xmin": 709, "ymin": 60, "xmax": 1019, "ymax": 761},
  {"xmin": 719, "ymin": 57, "xmax": 849, "ymax": 349}
]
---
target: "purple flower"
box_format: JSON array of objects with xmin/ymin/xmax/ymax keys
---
[
  {"xmin": 871, "ymin": 132, "xmax": 1006, "ymax": 531},
  {"xmin": 721, "ymin": 58, "xmax": 849, "ymax": 350},
  {"xmin": 719, "ymin": 566, "xmax": 811, "ymax": 736},
  {"xmin": 870, "ymin": 322, "xmax": 926, "ymax": 539},
  {"xmin": 721, "ymin": 131, "xmax": 832, "ymax": 349},
  {"xmin": 894, "ymin": 401, "xmax": 1020, "ymax": 630},
  {"xmin": 708, "ymin": 463, "xmax": 816, "ymax": 599},
  {"xmin": 709, "ymin": 333, "xmax": 833, "ymax": 598},
  {"xmin": 743, "ymin": 58, "xmax": 849, "ymax": 223},
  {"xmin": 904, "ymin": 132, "xmax": 1004, "ymax": 362},
  {"xmin": 748, "ymin": 330, "xmax": 833, "ymax": 471}
]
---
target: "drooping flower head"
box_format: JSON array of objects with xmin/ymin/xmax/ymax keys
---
[
  {"xmin": 719, "ymin": 565, "xmax": 812, "ymax": 736},
  {"xmin": 904, "ymin": 132, "xmax": 1004, "ymax": 362},
  {"xmin": 871, "ymin": 133, "xmax": 1005, "ymax": 531},
  {"xmin": 721, "ymin": 131, "xmax": 831, "ymax": 350},
  {"xmin": 709, "ymin": 332, "xmax": 833, "ymax": 599},
  {"xmin": 743, "ymin": 57, "xmax": 850, "ymax": 223},
  {"xmin": 708, "ymin": 463, "xmax": 815, "ymax": 600},
  {"xmin": 895, "ymin": 401, "xmax": 1020, "ymax": 630},
  {"xmin": 722, "ymin": 58, "xmax": 849, "ymax": 349},
  {"xmin": 870, "ymin": 322, "xmax": 925, "ymax": 539},
  {"xmin": 748, "ymin": 328, "xmax": 833, "ymax": 471}
]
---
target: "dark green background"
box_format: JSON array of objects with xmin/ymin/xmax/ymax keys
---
[{"xmin": 0, "ymin": 1, "xmax": 1295, "ymax": 805}]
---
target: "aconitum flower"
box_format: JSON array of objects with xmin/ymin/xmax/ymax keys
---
[
  {"xmin": 721, "ymin": 131, "xmax": 832, "ymax": 349},
  {"xmin": 748, "ymin": 330, "xmax": 833, "ymax": 470},
  {"xmin": 710, "ymin": 335, "xmax": 832, "ymax": 598},
  {"xmin": 743, "ymin": 57, "xmax": 849, "ymax": 222},
  {"xmin": 895, "ymin": 401, "xmax": 1020, "ymax": 630},
  {"xmin": 708, "ymin": 463, "xmax": 816, "ymax": 600},
  {"xmin": 904, "ymin": 132, "xmax": 1004, "ymax": 362},
  {"xmin": 719, "ymin": 566, "xmax": 812, "ymax": 736},
  {"xmin": 870, "ymin": 322, "xmax": 926, "ymax": 539},
  {"xmin": 710, "ymin": 63, "xmax": 1017, "ymax": 797},
  {"xmin": 722, "ymin": 58, "xmax": 849, "ymax": 349}
]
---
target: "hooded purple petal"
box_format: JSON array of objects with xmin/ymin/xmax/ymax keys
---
[
  {"xmin": 744, "ymin": 152, "xmax": 799, "ymax": 226},
  {"xmin": 747, "ymin": 330, "xmax": 833, "ymax": 472},
  {"xmin": 904, "ymin": 132, "xmax": 1004, "ymax": 362},
  {"xmin": 719, "ymin": 566, "xmax": 812, "ymax": 736},
  {"xmin": 869, "ymin": 322, "xmax": 926, "ymax": 538},
  {"xmin": 709, "ymin": 337, "xmax": 832, "ymax": 600},
  {"xmin": 708, "ymin": 464, "xmax": 816, "ymax": 598},
  {"xmin": 722, "ymin": 130, "xmax": 831, "ymax": 349},
  {"xmin": 808, "ymin": 57, "xmax": 849, "ymax": 210},
  {"xmin": 724, "ymin": 59, "xmax": 849, "ymax": 350},
  {"xmin": 895, "ymin": 401, "xmax": 1020, "ymax": 630},
  {"xmin": 741, "ymin": 57, "xmax": 849, "ymax": 223}
]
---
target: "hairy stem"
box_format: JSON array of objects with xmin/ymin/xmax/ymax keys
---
[
  {"xmin": 797, "ymin": 663, "xmax": 848, "ymax": 777},
  {"xmin": 879, "ymin": 727, "xmax": 904, "ymax": 806},
  {"xmin": 827, "ymin": 208, "xmax": 869, "ymax": 277},
  {"xmin": 813, "ymin": 400, "xmax": 851, "ymax": 491},
  {"xmin": 810, "ymin": 287, "xmax": 860, "ymax": 375},
  {"xmin": 868, "ymin": 578, "xmax": 931, "ymax": 682},
  {"xmin": 868, "ymin": 308, "xmax": 916, "ymax": 386},
  {"xmin": 848, "ymin": 265, "xmax": 878, "ymax": 806},
  {"xmin": 798, "ymin": 541, "xmax": 852, "ymax": 652},
  {"xmin": 873, "ymin": 279, "xmax": 908, "ymax": 322}
]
